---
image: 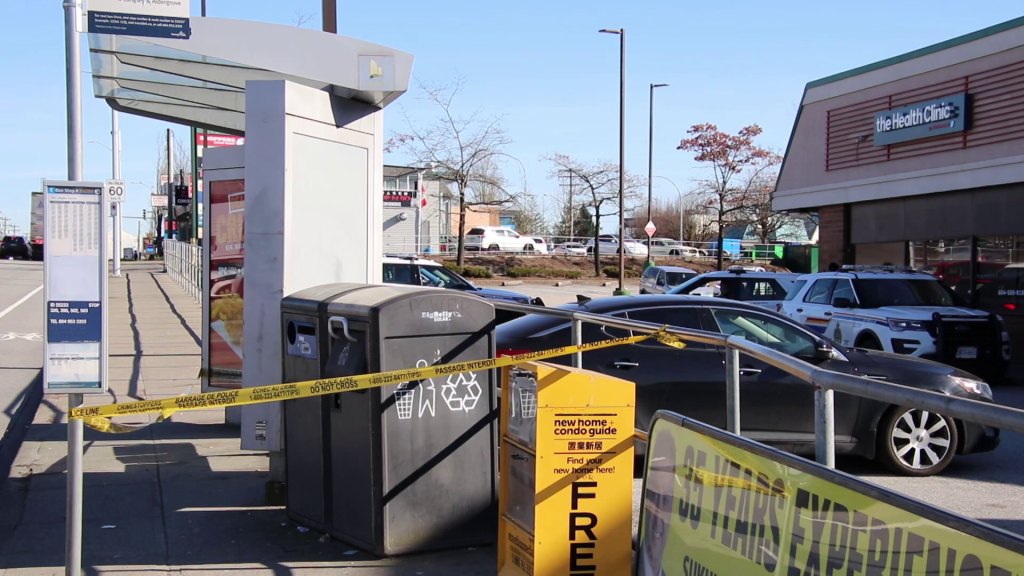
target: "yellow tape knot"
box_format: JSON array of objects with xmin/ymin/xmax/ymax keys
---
[{"xmin": 652, "ymin": 326, "xmax": 687, "ymax": 349}]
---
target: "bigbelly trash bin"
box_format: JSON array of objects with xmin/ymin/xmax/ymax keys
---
[{"xmin": 280, "ymin": 283, "xmax": 499, "ymax": 556}]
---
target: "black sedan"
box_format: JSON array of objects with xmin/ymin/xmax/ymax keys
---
[{"xmin": 496, "ymin": 295, "xmax": 999, "ymax": 476}]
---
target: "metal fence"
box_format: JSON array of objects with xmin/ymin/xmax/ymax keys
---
[
  {"xmin": 490, "ymin": 301, "xmax": 1024, "ymax": 468},
  {"xmin": 382, "ymin": 234, "xmax": 790, "ymax": 261},
  {"xmin": 163, "ymin": 239, "xmax": 202, "ymax": 302}
]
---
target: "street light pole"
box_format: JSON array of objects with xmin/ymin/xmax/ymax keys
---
[
  {"xmin": 646, "ymin": 83, "xmax": 668, "ymax": 265},
  {"xmin": 600, "ymin": 28, "xmax": 627, "ymax": 294},
  {"xmin": 63, "ymin": 1, "xmax": 85, "ymax": 574},
  {"xmin": 112, "ymin": 109, "xmax": 122, "ymax": 277}
]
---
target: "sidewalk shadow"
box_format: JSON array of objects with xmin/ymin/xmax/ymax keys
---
[{"xmin": 0, "ymin": 421, "xmax": 496, "ymax": 574}]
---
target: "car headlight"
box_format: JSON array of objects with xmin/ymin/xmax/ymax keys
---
[
  {"xmin": 950, "ymin": 376, "xmax": 992, "ymax": 398},
  {"xmin": 887, "ymin": 318, "xmax": 928, "ymax": 332}
]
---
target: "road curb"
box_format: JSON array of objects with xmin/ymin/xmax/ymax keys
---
[
  {"xmin": 0, "ymin": 373, "xmax": 43, "ymax": 488},
  {"xmin": 555, "ymin": 281, "xmax": 573, "ymax": 287},
  {"xmin": 501, "ymin": 280, "xmax": 523, "ymax": 286}
]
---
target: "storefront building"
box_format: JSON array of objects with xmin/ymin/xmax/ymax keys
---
[{"xmin": 775, "ymin": 16, "xmax": 1024, "ymax": 363}]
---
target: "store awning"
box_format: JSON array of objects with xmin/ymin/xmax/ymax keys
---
[{"xmin": 88, "ymin": 17, "xmax": 414, "ymax": 134}]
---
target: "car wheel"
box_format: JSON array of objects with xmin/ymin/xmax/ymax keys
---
[
  {"xmin": 877, "ymin": 407, "xmax": 957, "ymax": 476},
  {"xmin": 524, "ymin": 244, "xmax": 534, "ymax": 252},
  {"xmin": 669, "ymin": 250, "xmax": 679, "ymax": 256},
  {"xmin": 488, "ymin": 244, "xmax": 500, "ymax": 252},
  {"xmin": 855, "ymin": 333, "xmax": 883, "ymax": 350}
]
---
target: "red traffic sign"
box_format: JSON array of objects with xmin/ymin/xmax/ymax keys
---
[{"xmin": 644, "ymin": 220, "xmax": 657, "ymax": 237}]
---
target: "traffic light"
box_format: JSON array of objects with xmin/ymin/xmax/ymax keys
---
[{"xmin": 142, "ymin": 209, "xmax": 147, "ymax": 219}]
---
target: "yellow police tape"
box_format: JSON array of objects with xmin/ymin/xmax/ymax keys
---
[{"xmin": 69, "ymin": 327, "xmax": 685, "ymax": 433}]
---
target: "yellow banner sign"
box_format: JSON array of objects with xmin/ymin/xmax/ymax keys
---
[{"xmin": 637, "ymin": 416, "xmax": 1024, "ymax": 576}]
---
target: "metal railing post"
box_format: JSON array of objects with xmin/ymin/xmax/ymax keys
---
[
  {"xmin": 725, "ymin": 346, "xmax": 740, "ymax": 435},
  {"xmin": 571, "ymin": 318, "xmax": 583, "ymax": 368},
  {"xmin": 815, "ymin": 386, "xmax": 836, "ymax": 468}
]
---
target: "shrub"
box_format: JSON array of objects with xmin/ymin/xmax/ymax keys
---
[
  {"xmin": 602, "ymin": 266, "xmax": 639, "ymax": 279},
  {"xmin": 460, "ymin": 266, "xmax": 493, "ymax": 279},
  {"xmin": 506, "ymin": 267, "xmax": 587, "ymax": 279}
]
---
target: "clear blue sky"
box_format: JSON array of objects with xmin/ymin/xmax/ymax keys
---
[{"xmin": 1, "ymin": 1, "xmax": 1021, "ymax": 234}]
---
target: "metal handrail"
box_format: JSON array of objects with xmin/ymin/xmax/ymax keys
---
[{"xmin": 492, "ymin": 300, "xmax": 1024, "ymax": 468}]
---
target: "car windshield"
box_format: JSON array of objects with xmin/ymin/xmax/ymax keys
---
[
  {"xmin": 665, "ymin": 272, "xmax": 697, "ymax": 285},
  {"xmin": 853, "ymin": 278, "xmax": 967, "ymax": 307},
  {"xmin": 420, "ymin": 266, "xmax": 475, "ymax": 289}
]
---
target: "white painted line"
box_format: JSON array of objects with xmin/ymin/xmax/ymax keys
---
[{"xmin": 0, "ymin": 285, "xmax": 44, "ymax": 322}]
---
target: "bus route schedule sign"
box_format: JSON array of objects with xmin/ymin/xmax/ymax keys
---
[
  {"xmin": 43, "ymin": 181, "xmax": 108, "ymax": 395},
  {"xmin": 635, "ymin": 414, "xmax": 1024, "ymax": 576}
]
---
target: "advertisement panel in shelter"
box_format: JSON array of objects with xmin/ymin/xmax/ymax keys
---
[{"xmin": 206, "ymin": 178, "xmax": 245, "ymax": 388}]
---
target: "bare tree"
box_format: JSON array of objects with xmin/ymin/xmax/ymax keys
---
[
  {"xmin": 545, "ymin": 153, "xmax": 644, "ymax": 276},
  {"xmin": 393, "ymin": 78, "xmax": 517, "ymax": 265},
  {"xmin": 155, "ymin": 132, "xmax": 192, "ymax": 186},
  {"xmin": 511, "ymin": 193, "xmax": 548, "ymax": 235},
  {"xmin": 741, "ymin": 170, "xmax": 801, "ymax": 243},
  {"xmin": 291, "ymin": 12, "xmax": 315, "ymax": 27},
  {"xmin": 679, "ymin": 193, "xmax": 717, "ymax": 244},
  {"xmin": 467, "ymin": 156, "xmax": 507, "ymax": 205},
  {"xmin": 678, "ymin": 124, "xmax": 779, "ymax": 269}
]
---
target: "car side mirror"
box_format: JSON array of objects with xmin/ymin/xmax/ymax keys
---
[
  {"xmin": 833, "ymin": 297, "xmax": 855, "ymax": 309},
  {"xmin": 813, "ymin": 341, "xmax": 834, "ymax": 361},
  {"xmin": 657, "ymin": 278, "xmax": 666, "ymax": 286}
]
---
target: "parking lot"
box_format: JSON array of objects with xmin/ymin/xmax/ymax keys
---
[{"xmin": 487, "ymin": 280, "xmax": 1024, "ymax": 537}]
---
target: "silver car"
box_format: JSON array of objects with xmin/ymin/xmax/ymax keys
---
[{"xmin": 639, "ymin": 265, "xmax": 699, "ymax": 294}]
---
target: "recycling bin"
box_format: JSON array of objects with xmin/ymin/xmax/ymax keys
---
[{"xmin": 281, "ymin": 283, "xmax": 499, "ymax": 556}]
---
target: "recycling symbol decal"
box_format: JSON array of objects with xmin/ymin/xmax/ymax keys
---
[{"xmin": 441, "ymin": 370, "xmax": 482, "ymax": 413}]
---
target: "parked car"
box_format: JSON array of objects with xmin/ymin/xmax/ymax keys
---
[
  {"xmin": 496, "ymin": 295, "xmax": 999, "ymax": 475},
  {"xmin": 644, "ymin": 238, "xmax": 703, "ymax": 258},
  {"xmin": 780, "ymin": 266, "xmax": 1011, "ymax": 380},
  {"xmin": 667, "ymin": 268, "xmax": 800, "ymax": 310},
  {"xmin": 639, "ymin": 266, "xmax": 699, "ymax": 294},
  {"xmin": 464, "ymin": 226, "xmax": 540, "ymax": 252},
  {"xmin": 920, "ymin": 261, "xmax": 1005, "ymax": 291},
  {"xmin": 528, "ymin": 237, "xmax": 549, "ymax": 254},
  {"xmin": 1, "ymin": 236, "xmax": 30, "ymax": 260},
  {"xmin": 382, "ymin": 256, "xmax": 543, "ymax": 323},
  {"xmin": 585, "ymin": 234, "xmax": 649, "ymax": 257},
  {"xmin": 553, "ymin": 242, "xmax": 588, "ymax": 256}
]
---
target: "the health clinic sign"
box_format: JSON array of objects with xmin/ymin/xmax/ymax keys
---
[{"xmin": 873, "ymin": 93, "xmax": 968, "ymax": 146}]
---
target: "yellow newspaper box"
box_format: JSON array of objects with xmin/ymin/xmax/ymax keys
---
[{"xmin": 498, "ymin": 361, "xmax": 635, "ymax": 576}]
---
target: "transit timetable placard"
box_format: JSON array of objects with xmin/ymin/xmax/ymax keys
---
[{"xmin": 43, "ymin": 182, "xmax": 107, "ymax": 394}]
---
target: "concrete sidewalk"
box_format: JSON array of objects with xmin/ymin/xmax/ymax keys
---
[{"xmin": 0, "ymin": 262, "xmax": 493, "ymax": 575}]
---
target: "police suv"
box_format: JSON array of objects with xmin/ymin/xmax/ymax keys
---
[{"xmin": 780, "ymin": 266, "xmax": 1011, "ymax": 379}]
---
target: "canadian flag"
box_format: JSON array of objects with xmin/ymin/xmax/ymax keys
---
[{"xmin": 421, "ymin": 185, "xmax": 427, "ymax": 207}]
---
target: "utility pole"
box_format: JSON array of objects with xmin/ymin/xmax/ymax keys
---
[
  {"xmin": 166, "ymin": 129, "xmax": 173, "ymax": 246},
  {"xmin": 63, "ymin": 0, "xmax": 85, "ymax": 574},
  {"xmin": 568, "ymin": 171, "xmax": 574, "ymax": 241}
]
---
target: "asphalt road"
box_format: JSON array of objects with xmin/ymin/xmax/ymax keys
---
[
  {"xmin": 0, "ymin": 260, "xmax": 44, "ymax": 440},
  {"xmin": 493, "ymin": 281, "xmax": 1024, "ymax": 537}
]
